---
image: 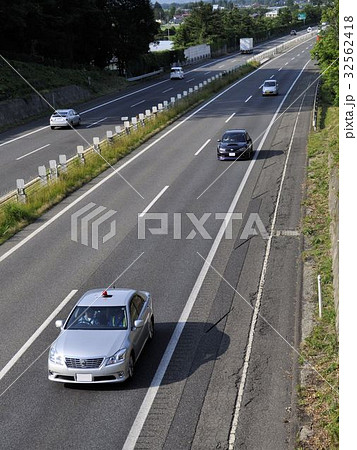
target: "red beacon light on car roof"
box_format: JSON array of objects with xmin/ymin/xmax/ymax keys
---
[{"xmin": 102, "ymin": 290, "xmax": 110, "ymax": 298}]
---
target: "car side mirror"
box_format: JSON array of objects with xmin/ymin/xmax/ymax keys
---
[
  {"xmin": 134, "ymin": 319, "xmax": 144, "ymax": 329},
  {"xmin": 217, "ymin": 139, "xmax": 221, "ymax": 143},
  {"xmin": 55, "ymin": 320, "xmax": 64, "ymax": 328}
]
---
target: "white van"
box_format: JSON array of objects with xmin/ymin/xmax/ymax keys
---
[{"xmin": 170, "ymin": 66, "xmax": 184, "ymax": 80}]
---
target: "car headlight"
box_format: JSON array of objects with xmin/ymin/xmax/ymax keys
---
[
  {"xmin": 106, "ymin": 349, "xmax": 126, "ymax": 366},
  {"xmin": 49, "ymin": 347, "xmax": 64, "ymax": 365}
]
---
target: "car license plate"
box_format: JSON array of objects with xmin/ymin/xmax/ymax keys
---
[
  {"xmin": 76, "ymin": 373, "xmax": 92, "ymax": 382},
  {"xmin": 229, "ymin": 152, "xmax": 235, "ymax": 156}
]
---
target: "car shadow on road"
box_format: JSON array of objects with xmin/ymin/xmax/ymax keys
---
[
  {"xmin": 217, "ymin": 149, "xmax": 284, "ymax": 163},
  {"xmin": 64, "ymin": 321, "xmax": 230, "ymax": 391}
]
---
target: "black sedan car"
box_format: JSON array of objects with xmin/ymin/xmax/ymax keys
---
[{"xmin": 217, "ymin": 129, "xmax": 253, "ymax": 160}]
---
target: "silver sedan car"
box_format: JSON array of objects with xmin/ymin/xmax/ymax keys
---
[
  {"xmin": 48, "ymin": 288, "xmax": 154, "ymax": 384},
  {"xmin": 50, "ymin": 109, "xmax": 81, "ymax": 129}
]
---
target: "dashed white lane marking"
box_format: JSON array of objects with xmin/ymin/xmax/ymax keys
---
[
  {"xmin": 269, "ymin": 74, "xmax": 275, "ymax": 79},
  {"xmin": 0, "ymin": 126, "xmax": 49, "ymax": 148},
  {"xmin": 225, "ymin": 112, "xmax": 236, "ymax": 123},
  {"xmin": 16, "ymin": 144, "xmax": 50, "ymax": 161},
  {"xmin": 245, "ymin": 95, "xmax": 252, "ymax": 103},
  {"xmin": 0, "ymin": 290, "xmax": 78, "ymax": 381},
  {"xmin": 186, "ymin": 78, "xmax": 195, "ymax": 83},
  {"xmin": 194, "ymin": 139, "xmax": 211, "ymax": 156},
  {"xmin": 138, "ymin": 186, "xmax": 169, "ymax": 217},
  {"xmin": 162, "ymin": 88, "xmax": 173, "ymax": 93},
  {"xmin": 131, "ymin": 100, "xmax": 145, "ymax": 108},
  {"xmin": 86, "ymin": 117, "xmax": 108, "ymax": 128}
]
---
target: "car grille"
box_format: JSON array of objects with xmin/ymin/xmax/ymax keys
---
[{"xmin": 65, "ymin": 357, "xmax": 104, "ymax": 369}]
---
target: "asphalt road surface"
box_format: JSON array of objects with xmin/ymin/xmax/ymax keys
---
[
  {"xmin": 0, "ymin": 30, "xmax": 313, "ymax": 196},
  {"xmin": 0, "ymin": 34, "xmax": 318, "ymax": 450}
]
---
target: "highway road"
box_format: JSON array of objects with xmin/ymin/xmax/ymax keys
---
[
  {"xmin": 0, "ymin": 35, "xmax": 318, "ymax": 449},
  {"xmin": 0, "ymin": 30, "xmax": 314, "ymax": 196}
]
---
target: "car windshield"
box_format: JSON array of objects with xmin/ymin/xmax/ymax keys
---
[
  {"xmin": 52, "ymin": 111, "xmax": 69, "ymax": 117},
  {"xmin": 222, "ymin": 132, "xmax": 246, "ymax": 143},
  {"xmin": 65, "ymin": 306, "xmax": 128, "ymax": 330},
  {"xmin": 171, "ymin": 68, "xmax": 181, "ymax": 73},
  {"xmin": 264, "ymin": 81, "xmax": 276, "ymax": 87}
]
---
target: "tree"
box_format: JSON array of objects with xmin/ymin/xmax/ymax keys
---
[
  {"xmin": 311, "ymin": 0, "xmax": 339, "ymax": 104},
  {"xmin": 108, "ymin": 0, "xmax": 160, "ymax": 74},
  {"xmin": 153, "ymin": 2, "xmax": 165, "ymax": 22}
]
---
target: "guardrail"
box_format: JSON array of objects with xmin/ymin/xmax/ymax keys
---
[
  {"xmin": 0, "ymin": 31, "xmax": 317, "ymax": 210},
  {"xmin": 312, "ymin": 80, "xmax": 320, "ymax": 131}
]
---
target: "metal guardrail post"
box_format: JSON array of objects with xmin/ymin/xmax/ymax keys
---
[
  {"xmin": 49, "ymin": 160, "xmax": 58, "ymax": 180},
  {"xmin": 93, "ymin": 137, "xmax": 100, "ymax": 153},
  {"xmin": 38, "ymin": 166, "xmax": 47, "ymax": 185},
  {"xmin": 77, "ymin": 146, "xmax": 85, "ymax": 164},
  {"xmin": 106, "ymin": 131, "xmax": 114, "ymax": 144},
  {"xmin": 16, "ymin": 179, "xmax": 26, "ymax": 203},
  {"xmin": 124, "ymin": 121, "xmax": 130, "ymax": 134},
  {"xmin": 131, "ymin": 117, "xmax": 138, "ymax": 130},
  {"xmin": 59, "ymin": 155, "xmax": 67, "ymax": 173},
  {"xmin": 138, "ymin": 113, "xmax": 145, "ymax": 126}
]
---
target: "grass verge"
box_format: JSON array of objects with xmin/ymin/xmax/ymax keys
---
[
  {"xmin": 298, "ymin": 103, "xmax": 339, "ymax": 448},
  {"xmin": 0, "ymin": 62, "xmax": 258, "ymax": 245}
]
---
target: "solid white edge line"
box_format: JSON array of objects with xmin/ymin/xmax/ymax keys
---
[
  {"xmin": 123, "ymin": 58, "xmax": 311, "ymax": 450},
  {"xmin": 15, "ymin": 143, "xmax": 50, "ymax": 161},
  {"xmin": 138, "ymin": 186, "xmax": 169, "ymax": 218},
  {"xmin": 0, "ymin": 289, "xmax": 78, "ymax": 380},
  {"xmin": 228, "ymin": 63, "xmax": 309, "ymax": 449},
  {"xmin": 0, "ymin": 126, "xmax": 49, "ymax": 148},
  {"xmin": 0, "ymin": 38, "xmax": 312, "ymax": 264},
  {"xmin": 131, "ymin": 100, "xmax": 145, "ymax": 108},
  {"xmin": 194, "ymin": 139, "xmax": 211, "ymax": 156},
  {"xmin": 225, "ymin": 113, "xmax": 236, "ymax": 123}
]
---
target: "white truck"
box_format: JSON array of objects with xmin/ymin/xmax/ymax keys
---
[{"xmin": 240, "ymin": 38, "xmax": 253, "ymax": 54}]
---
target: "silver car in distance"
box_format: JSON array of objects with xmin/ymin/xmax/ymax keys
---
[
  {"xmin": 50, "ymin": 109, "xmax": 81, "ymax": 129},
  {"xmin": 48, "ymin": 288, "xmax": 154, "ymax": 384}
]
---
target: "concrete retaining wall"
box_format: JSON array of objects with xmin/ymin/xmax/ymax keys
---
[
  {"xmin": 329, "ymin": 157, "xmax": 339, "ymax": 335},
  {"xmin": 0, "ymin": 85, "xmax": 91, "ymax": 128}
]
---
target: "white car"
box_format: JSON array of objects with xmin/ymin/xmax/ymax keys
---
[
  {"xmin": 50, "ymin": 109, "xmax": 81, "ymax": 129},
  {"xmin": 48, "ymin": 288, "xmax": 154, "ymax": 384},
  {"xmin": 307, "ymin": 27, "xmax": 312, "ymax": 33},
  {"xmin": 170, "ymin": 66, "xmax": 184, "ymax": 80},
  {"xmin": 262, "ymin": 79, "xmax": 279, "ymax": 96}
]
